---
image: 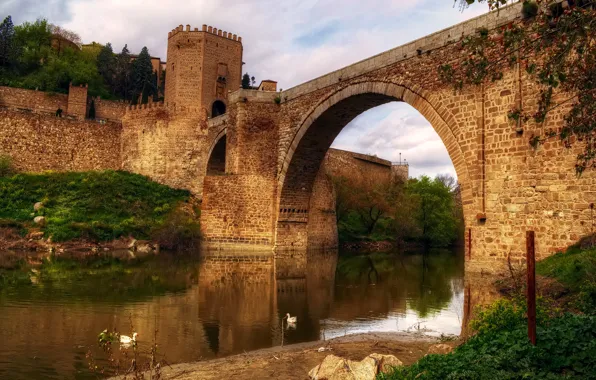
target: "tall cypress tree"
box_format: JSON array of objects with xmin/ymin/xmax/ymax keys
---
[
  {"xmin": 241, "ymin": 73, "xmax": 250, "ymax": 89},
  {"xmin": 97, "ymin": 42, "xmax": 115, "ymax": 92},
  {"xmin": 131, "ymin": 46, "xmax": 154, "ymax": 105},
  {"xmin": 114, "ymin": 44, "xmax": 132, "ymax": 101},
  {"xmin": 0, "ymin": 16, "xmax": 16, "ymax": 69}
]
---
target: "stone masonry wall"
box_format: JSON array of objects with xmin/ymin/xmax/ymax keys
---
[
  {"xmin": 0, "ymin": 109, "xmax": 121, "ymax": 172},
  {"xmin": 201, "ymin": 174, "xmax": 276, "ymax": 248},
  {"xmin": 93, "ymin": 98, "xmax": 127, "ymax": 122},
  {"xmin": 67, "ymin": 84, "xmax": 88, "ymax": 119},
  {"xmin": 391, "ymin": 164, "xmax": 409, "ymax": 182},
  {"xmin": 323, "ymin": 148, "xmax": 392, "ymax": 184},
  {"xmin": 0, "ymin": 86, "xmax": 68, "ymax": 114},
  {"xmin": 0, "ymin": 86, "xmax": 126, "ymax": 123},
  {"xmin": 307, "ymin": 169, "xmax": 338, "ymax": 249},
  {"xmin": 165, "ymin": 24, "xmax": 242, "ymax": 115},
  {"xmin": 121, "ymin": 103, "xmax": 213, "ymax": 195},
  {"xmin": 307, "ymin": 148, "xmax": 395, "ymax": 249}
]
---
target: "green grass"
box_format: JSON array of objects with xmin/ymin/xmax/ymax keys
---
[
  {"xmin": 0, "ymin": 170, "xmax": 190, "ymax": 241},
  {"xmin": 537, "ymin": 245, "xmax": 596, "ymax": 315},
  {"xmin": 537, "ymin": 246, "xmax": 596, "ymax": 291}
]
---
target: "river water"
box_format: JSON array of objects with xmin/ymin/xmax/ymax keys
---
[{"xmin": 0, "ymin": 248, "xmax": 470, "ymax": 379}]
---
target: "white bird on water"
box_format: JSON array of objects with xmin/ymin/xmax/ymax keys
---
[
  {"xmin": 120, "ymin": 332, "xmax": 137, "ymax": 345},
  {"xmin": 285, "ymin": 313, "xmax": 297, "ymax": 324}
]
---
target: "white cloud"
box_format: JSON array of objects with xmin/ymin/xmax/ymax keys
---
[
  {"xmin": 1, "ymin": 0, "xmax": 491, "ymax": 179},
  {"xmin": 332, "ymin": 103, "xmax": 457, "ymax": 179}
]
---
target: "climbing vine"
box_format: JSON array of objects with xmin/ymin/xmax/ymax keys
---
[{"xmin": 447, "ymin": 0, "xmax": 596, "ymax": 175}]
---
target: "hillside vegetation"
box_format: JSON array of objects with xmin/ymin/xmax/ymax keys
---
[
  {"xmin": 0, "ymin": 16, "xmax": 161, "ymax": 103},
  {"xmin": 0, "ymin": 170, "xmax": 195, "ymax": 243}
]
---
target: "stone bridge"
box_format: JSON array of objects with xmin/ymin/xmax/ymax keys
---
[{"xmin": 123, "ymin": 3, "xmax": 594, "ymax": 273}]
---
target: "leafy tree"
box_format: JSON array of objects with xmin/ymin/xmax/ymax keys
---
[
  {"xmin": 332, "ymin": 176, "xmax": 354, "ymax": 223},
  {"xmin": 251, "ymin": 75, "xmax": 256, "ymax": 87},
  {"xmin": 19, "ymin": 46, "xmax": 107, "ymax": 97},
  {"xmin": 407, "ymin": 176, "xmax": 458, "ymax": 248},
  {"xmin": 0, "ymin": 16, "xmax": 16, "ymax": 69},
  {"xmin": 449, "ymin": 0, "xmax": 596, "ymax": 174},
  {"xmin": 130, "ymin": 46, "xmax": 155, "ymax": 104},
  {"xmin": 13, "ymin": 19, "xmax": 52, "ymax": 73},
  {"xmin": 96, "ymin": 43, "xmax": 115, "ymax": 92},
  {"xmin": 354, "ymin": 181, "xmax": 395, "ymax": 234}
]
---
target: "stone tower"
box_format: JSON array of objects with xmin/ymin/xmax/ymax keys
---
[{"xmin": 164, "ymin": 24, "xmax": 243, "ymax": 117}]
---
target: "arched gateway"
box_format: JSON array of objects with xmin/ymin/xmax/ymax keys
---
[
  {"xmin": 193, "ymin": 3, "xmax": 595, "ymax": 274},
  {"xmin": 275, "ymin": 82, "xmax": 474, "ymax": 251}
]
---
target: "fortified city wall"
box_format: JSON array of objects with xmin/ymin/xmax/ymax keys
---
[
  {"xmin": 0, "ymin": 109, "xmax": 121, "ymax": 172},
  {"xmin": 0, "ymin": 85, "xmax": 127, "ymax": 173}
]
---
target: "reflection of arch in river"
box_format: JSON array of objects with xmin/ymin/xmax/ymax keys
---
[
  {"xmin": 461, "ymin": 274, "xmax": 501, "ymax": 337},
  {"xmin": 196, "ymin": 249, "xmax": 338, "ymax": 355},
  {"xmin": 195, "ymin": 249, "xmax": 498, "ymax": 354}
]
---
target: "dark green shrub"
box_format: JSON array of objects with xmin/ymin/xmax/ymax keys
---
[
  {"xmin": 522, "ymin": 1, "xmax": 539, "ymax": 19},
  {"xmin": 150, "ymin": 207, "xmax": 201, "ymax": 251},
  {"xmin": 578, "ymin": 280, "xmax": 596, "ymax": 315},
  {"xmin": 0, "ymin": 155, "xmax": 14, "ymax": 177}
]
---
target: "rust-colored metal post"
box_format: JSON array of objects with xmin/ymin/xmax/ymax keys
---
[
  {"xmin": 526, "ymin": 230, "xmax": 536, "ymax": 345},
  {"xmin": 468, "ymin": 228, "xmax": 472, "ymax": 260}
]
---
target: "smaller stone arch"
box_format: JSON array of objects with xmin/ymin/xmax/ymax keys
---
[
  {"xmin": 211, "ymin": 100, "xmax": 226, "ymax": 117},
  {"xmin": 206, "ymin": 130, "xmax": 227, "ymax": 175}
]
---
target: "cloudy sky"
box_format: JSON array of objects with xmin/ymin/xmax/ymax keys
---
[{"xmin": 2, "ymin": 0, "xmax": 490, "ymax": 179}]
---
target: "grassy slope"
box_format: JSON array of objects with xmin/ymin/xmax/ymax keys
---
[
  {"xmin": 380, "ymin": 244, "xmax": 596, "ymax": 380},
  {"xmin": 0, "ymin": 170, "xmax": 189, "ymax": 241},
  {"xmin": 537, "ymin": 245, "xmax": 596, "ymax": 291}
]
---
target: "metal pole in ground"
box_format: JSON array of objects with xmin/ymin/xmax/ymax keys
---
[{"xmin": 526, "ymin": 230, "xmax": 536, "ymax": 345}]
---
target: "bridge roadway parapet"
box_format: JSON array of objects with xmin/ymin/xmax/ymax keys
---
[{"xmin": 280, "ymin": 3, "xmax": 521, "ymax": 102}]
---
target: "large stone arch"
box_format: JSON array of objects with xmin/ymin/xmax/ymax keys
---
[{"xmin": 275, "ymin": 81, "xmax": 476, "ymax": 250}]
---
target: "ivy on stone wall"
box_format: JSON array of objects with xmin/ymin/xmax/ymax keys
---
[{"xmin": 450, "ymin": 0, "xmax": 596, "ymax": 174}]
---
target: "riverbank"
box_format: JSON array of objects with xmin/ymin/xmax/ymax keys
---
[
  {"xmin": 0, "ymin": 170, "xmax": 200, "ymax": 252},
  {"xmin": 135, "ymin": 333, "xmax": 456, "ymax": 380},
  {"xmin": 378, "ymin": 241, "xmax": 596, "ymax": 379}
]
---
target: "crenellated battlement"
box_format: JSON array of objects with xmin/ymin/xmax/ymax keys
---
[
  {"xmin": 124, "ymin": 101, "xmax": 207, "ymax": 118},
  {"xmin": 167, "ymin": 24, "xmax": 242, "ymax": 43}
]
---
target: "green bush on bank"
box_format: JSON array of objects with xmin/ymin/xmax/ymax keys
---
[
  {"xmin": 379, "ymin": 311, "xmax": 596, "ymax": 379},
  {"xmin": 0, "ymin": 170, "xmax": 190, "ymax": 242}
]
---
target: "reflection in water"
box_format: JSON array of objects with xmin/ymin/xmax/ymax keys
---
[{"xmin": 0, "ymin": 247, "xmax": 492, "ymax": 379}]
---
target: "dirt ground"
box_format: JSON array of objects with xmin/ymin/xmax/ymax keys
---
[{"xmin": 154, "ymin": 332, "xmax": 458, "ymax": 380}]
